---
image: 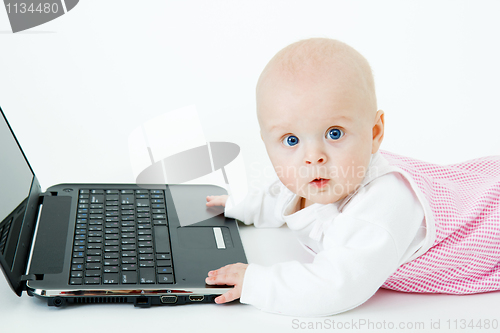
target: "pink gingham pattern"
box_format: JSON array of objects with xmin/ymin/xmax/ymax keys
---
[{"xmin": 381, "ymin": 150, "xmax": 500, "ymax": 294}]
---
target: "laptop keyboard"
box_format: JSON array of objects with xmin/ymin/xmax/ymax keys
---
[{"xmin": 69, "ymin": 189, "xmax": 175, "ymax": 285}]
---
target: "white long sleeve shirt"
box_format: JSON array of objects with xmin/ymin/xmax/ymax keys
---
[{"xmin": 225, "ymin": 152, "xmax": 431, "ymax": 316}]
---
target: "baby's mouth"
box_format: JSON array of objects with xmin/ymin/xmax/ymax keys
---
[{"xmin": 310, "ymin": 178, "xmax": 330, "ymax": 188}]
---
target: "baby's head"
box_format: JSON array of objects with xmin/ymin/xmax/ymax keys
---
[{"xmin": 256, "ymin": 38, "xmax": 384, "ymax": 207}]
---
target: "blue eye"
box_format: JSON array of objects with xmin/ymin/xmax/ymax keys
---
[
  {"xmin": 283, "ymin": 135, "xmax": 299, "ymax": 147},
  {"xmin": 327, "ymin": 128, "xmax": 344, "ymax": 140}
]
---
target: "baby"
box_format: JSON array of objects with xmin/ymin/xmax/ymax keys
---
[{"xmin": 205, "ymin": 38, "xmax": 500, "ymax": 316}]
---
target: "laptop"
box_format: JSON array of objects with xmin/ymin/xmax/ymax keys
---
[{"xmin": 0, "ymin": 106, "xmax": 247, "ymax": 307}]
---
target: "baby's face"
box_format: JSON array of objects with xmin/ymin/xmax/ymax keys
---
[{"xmin": 258, "ymin": 73, "xmax": 383, "ymax": 206}]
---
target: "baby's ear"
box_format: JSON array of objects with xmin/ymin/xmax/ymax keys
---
[{"xmin": 371, "ymin": 110, "xmax": 385, "ymax": 154}]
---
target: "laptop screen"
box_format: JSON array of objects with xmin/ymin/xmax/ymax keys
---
[{"xmin": 0, "ymin": 110, "xmax": 34, "ymax": 270}]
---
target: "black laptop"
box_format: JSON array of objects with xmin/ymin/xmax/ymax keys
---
[{"xmin": 0, "ymin": 106, "xmax": 247, "ymax": 307}]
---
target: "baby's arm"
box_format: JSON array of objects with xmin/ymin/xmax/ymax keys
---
[
  {"xmin": 203, "ymin": 179, "xmax": 286, "ymax": 303},
  {"xmin": 205, "ymin": 179, "xmax": 285, "ymax": 228}
]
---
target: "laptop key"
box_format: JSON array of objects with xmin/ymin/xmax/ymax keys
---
[
  {"xmin": 104, "ymin": 259, "xmax": 119, "ymax": 266},
  {"xmin": 121, "ymin": 244, "xmax": 135, "ymax": 251},
  {"xmin": 103, "ymin": 273, "xmax": 119, "ymax": 284},
  {"xmin": 84, "ymin": 277, "xmax": 100, "ymax": 284},
  {"xmin": 139, "ymin": 253, "xmax": 153, "ymax": 260},
  {"xmin": 104, "ymin": 252, "xmax": 119, "ymax": 259},
  {"xmin": 88, "ymin": 237, "xmax": 103, "ymax": 243},
  {"xmin": 136, "ymin": 199, "xmax": 149, "ymax": 207},
  {"xmin": 122, "ymin": 264, "xmax": 137, "ymax": 271},
  {"xmin": 85, "ymin": 270, "xmax": 101, "ymax": 277},
  {"xmin": 156, "ymin": 253, "xmax": 171, "ymax": 260},
  {"xmin": 121, "ymin": 238, "xmax": 136, "ymax": 244},
  {"xmin": 73, "ymin": 251, "xmax": 84, "ymax": 258},
  {"xmin": 122, "ymin": 257, "xmax": 137, "ymax": 264},
  {"xmin": 139, "ymin": 241, "xmax": 153, "ymax": 247},
  {"xmin": 153, "ymin": 220, "xmax": 167, "ymax": 226},
  {"xmin": 86, "ymin": 263, "xmax": 102, "ymax": 270},
  {"xmin": 86, "ymin": 256, "xmax": 101, "ymax": 263},
  {"xmin": 122, "ymin": 250, "xmax": 137, "ymax": 257},
  {"xmin": 105, "ymin": 234, "xmax": 119, "ymax": 240},
  {"xmin": 138, "ymin": 247, "xmax": 153, "ymax": 254},
  {"xmin": 106, "ymin": 195, "xmax": 119, "ymax": 201},
  {"xmin": 70, "ymin": 278, "xmax": 82, "ymax": 285},
  {"xmin": 157, "ymin": 267, "xmax": 173, "ymax": 274},
  {"xmin": 88, "ymin": 226, "xmax": 102, "ymax": 231},
  {"xmin": 75, "ymin": 229, "xmax": 86, "ymax": 235},
  {"xmin": 122, "ymin": 271, "xmax": 137, "ymax": 284},
  {"xmin": 105, "ymin": 245, "xmax": 119, "ymax": 252},
  {"xmin": 103, "ymin": 266, "xmax": 119, "ymax": 273},
  {"xmin": 121, "ymin": 221, "xmax": 135, "ymax": 227},
  {"xmin": 139, "ymin": 260, "xmax": 154, "ymax": 267},
  {"xmin": 157, "ymin": 260, "xmax": 172, "ymax": 267},
  {"xmin": 87, "ymin": 249, "xmax": 102, "ymax": 256},
  {"xmin": 140, "ymin": 268, "xmax": 155, "ymax": 284},
  {"xmin": 121, "ymin": 194, "xmax": 134, "ymax": 205},
  {"xmin": 105, "ymin": 228, "xmax": 119, "ymax": 234},
  {"xmin": 154, "ymin": 226, "xmax": 170, "ymax": 253},
  {"xmin": 157, "ymin": 274, "xmax": 174, "ymax": 284}
]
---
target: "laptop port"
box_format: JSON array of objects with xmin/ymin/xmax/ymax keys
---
[
  {"xmin": 160, "ymin": 295, "xmax": 178, "ymax": 304},
  {"xmin": 134, "ymin": 297, "xmax": 151, "ymax": 307},
  {"xmin": 189, "ymin": 295, "xmax": 204, "ymax": 302}
]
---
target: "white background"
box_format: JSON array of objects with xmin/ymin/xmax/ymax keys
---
[{"xmin": 1, "ymin": 1, "xmax": 500, "ymax": 332}]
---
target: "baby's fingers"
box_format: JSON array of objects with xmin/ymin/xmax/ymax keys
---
[
  {"xmin": 205, "ymin": 195, "xmax": 228, "ymax": 207},
  {"xmin": 205, "ymin": 272, "xmax": 239, "ymax": 286},
  {"xmin": 214, "ymin": 289, "xmax": 240, "ymax": 304}
]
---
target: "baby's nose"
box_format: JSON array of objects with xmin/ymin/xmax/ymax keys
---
[{"xmin": 305, "ymin": 152, "xmax": 326, "ymax": 165}]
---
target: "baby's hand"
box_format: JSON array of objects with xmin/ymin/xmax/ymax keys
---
[
  {"xmin": 205, "ymin": 263, "xmax": 248, "ymax": 304},
  {"xmin": 206, "ymin": 195, "xmax": 228, "ymax": 207}
]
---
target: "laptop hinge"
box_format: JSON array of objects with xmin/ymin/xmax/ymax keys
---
[
  {"xmin": 21, "ymin": 274, "xmax": 43, "ymax": 282},
  {"xmin": 21, "ymin": 274, "xmax": 36, "ymax": 281}
]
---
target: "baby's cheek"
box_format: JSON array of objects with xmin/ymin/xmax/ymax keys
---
[{"xmin": 277, "ymin": 174, "xmax": 300, "ymax": 193}]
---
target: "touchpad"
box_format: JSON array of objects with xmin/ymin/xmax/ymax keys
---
[{"xmin": 177, "ymin": 226, "xmax": 232, "ymax": 249}]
